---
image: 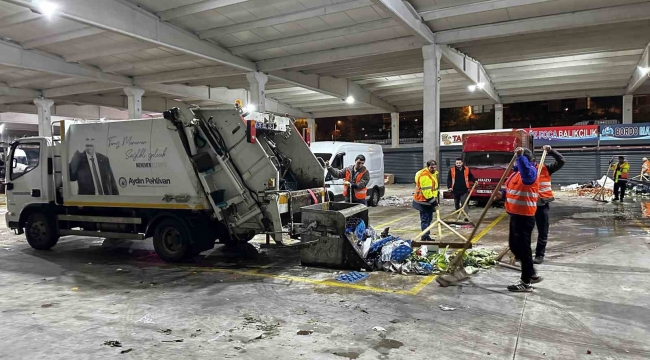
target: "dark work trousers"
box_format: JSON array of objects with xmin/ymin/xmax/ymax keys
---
[
  {"xmin": 453, "ymin": 192, "xmax": 469, "ymax": 214},
  {"xmin": 352, "ymin": 198, "xmax": 367, "ymax": 205},
  {"xmin": 613, "ymin": 180, "xmax": 627, "ymax": 200},
  {"xmin": 534, "ymin": 203, "xmax": 550, "ymax": 257},
  {"xmin": 509, "ymin": 214, "xmax": 536, "ymax": 284},
  {"xmin": 412, "ymin": 201, "xmax": 434, "ymax": 239}
]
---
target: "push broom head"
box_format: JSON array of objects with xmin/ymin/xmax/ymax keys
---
[{"xmin": 435, "ymin": 266, "xmax": 470, "ymax": 287}]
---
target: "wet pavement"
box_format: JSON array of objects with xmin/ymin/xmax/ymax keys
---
[{"xmin": 1, "ymin": 187, "xmax": 649, "ymax": 359}]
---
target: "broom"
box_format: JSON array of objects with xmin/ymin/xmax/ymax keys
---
[{"xmin": 436, "ymin": 152, "xmax": 518, "ymax": 287}]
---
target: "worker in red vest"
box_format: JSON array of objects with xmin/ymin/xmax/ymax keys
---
[
  {"xmin": 532, "ymin": 145, "xmax": 565, "ymax": 264},
  {"xmin": 326, "ymin": 154, "xmax": 370, "ymax": 205},
  {"xmin": 412, "ymin": 160, "xmax": 439, "ymax": 241},
  {"xmin": 497, "ymin": 147, "xmax": 543, "ymax": 292},
  {"xmin": 446, "ymin": 157, "xmax": 476, "ymax": 218}
]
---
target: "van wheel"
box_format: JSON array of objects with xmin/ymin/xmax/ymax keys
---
[
  {"xmin": 25, "ymin": 212, "xmax": 59, "ymax": 250},
  {"xmin": 153, "ymin": 218, "xmax": 192, "ymax": 262},
  {"xmin": 367, "ymin": 188, "xmax": 381, "ymax": 207}
]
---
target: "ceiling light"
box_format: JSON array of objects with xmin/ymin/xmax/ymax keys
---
[
  {"xmin": 467, "ymin": 85, "xmax": 476, "ymax": 92},
  {"xmin": 476, "ymin": 82, "xmax": 485, "ymax": 90},
  {"xmin": 640, "ymin": 66, "xmax": 650, "ymax": 75},
  {"xmin": 0, "ymin": 124, "xmax": 5, "ymax": 134},
  {"xmin": 345, "ymin": 96, "xmax": 355, "ymax": 104},
  {"xmin": 33, "ymin": 0, "xmax": 59, "ymax": 18},
  {"xmin": 245, "ymin": 104, "xmax": 256, "ymax": 113}
]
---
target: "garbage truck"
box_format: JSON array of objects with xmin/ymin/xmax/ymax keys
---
[{"xmin": 4, "ymin": 106, "xmax": 368, "ymax": 263}]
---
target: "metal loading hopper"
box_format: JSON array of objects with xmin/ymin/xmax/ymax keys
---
[{"xmin": 299, "ymin": 202, "xmax": 373, "ymax": 270}]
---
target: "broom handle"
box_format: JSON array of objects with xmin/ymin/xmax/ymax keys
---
[
  {"xmin": 450, "ymin": 153, "xmax": 518, "ymax": 269},
  {"xmin": 537, "ymin": 149, "xmax": 548, "ymax": 173}
]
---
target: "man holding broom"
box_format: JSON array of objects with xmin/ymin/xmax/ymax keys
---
[{"xmin": 499, "ymin": 147, "xmax": 543, "ymax": 292}]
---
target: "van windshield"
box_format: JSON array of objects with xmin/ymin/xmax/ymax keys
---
[
  {"xmin": 314, "ymin": 153, "xmax": 331, "ymax": 162},
  {"xmin": 464, "ymin": 152, "xmax": 512, "ymax": 168}
]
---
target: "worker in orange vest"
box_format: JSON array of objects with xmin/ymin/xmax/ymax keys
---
[
  {"xmin": 412, "ymin": 160, "xmax": 439, "ymax": 241},
  {"xmin": 532, "ymin": 145, "xmax": 565, "ymax": 264},
  {"xmin": 642, "ymin": 157, "xmax": 649, "ymax": 180},
  {"xmin": 497, "ymin": 147, "xmax": 542, "ymax": 292},
  {"xmin": 326, "ymin": 154, "xmax": 370, "ymax": 205},
  {"xmin": 446, "ymin": 157, "xmax": 476, "ymax": 218}
]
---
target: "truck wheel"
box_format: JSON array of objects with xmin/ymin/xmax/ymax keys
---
[
  {"xmin": 153, "ymin": 218, "xmax": 192, "ymax": 262},
  {"xmin": 25, "ymin": 212, "xmax": 59, "ymax": 250},
  {"xmin": 367, "ymin": 187, "xmax": 381, "ymax": 207}
]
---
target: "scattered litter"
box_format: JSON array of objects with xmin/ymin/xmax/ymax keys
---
[
  {"xmin": 161, "ymin": 339, "xmax": 184, "ymax": 343},
  {"xmin": 120, "ymin": 349, "xmax": 133, "ymax": 354},
  {"xmin": 372, "ymin": 326, "xmax": 386, "ymax": 332},
  {"xmin": 157, "ymin": 329, "xmax": 172, "ymax": 335},
  {"xmin": 439, "ymin": 305, "xmax": 456, "ymax": 311},
  {"xmin": 560, "ymin": 183, "xmax": 580, "ymax": 191},
  {"xmin": 207, "ymin": 331, "xmax": 227, "ymax": 342},
  {"xmin": 586, "ymin": 350, "xmax": 591, "ymax": 355},
  {"xmin": 103, "ymin": 340, "xmax": 122, "ymax": 348},
  {"xmin": 116, "ymin": 268, "xmax": 130, "ymax": 273},
  {"xmin": 41, "ymin": 303, "xmax": 54, "ymax": 308},
  {"xmin": 354, "ymin": 306, "xmax": 369, "ymax": 314},
  {"xmin": 297, "ymin": 330, "xmax": 313, "ymax": 335},
  {"xmin": 3, "ymin": 247, "xmax": 12, "ymax": 251},
  {"xmin": 389, "ymin": 319, "xmax": 399, "ymax": 324},
  {"xmin": 71, "ymin": 287, "xmax": 79, "ymax": 292},
  {"xmin": 335, "ymin": 271, "xmax": 369, "ymax": 283},
  {"xmin": 136, "ymin": 314, "xmax": 155, "ymax": 324},
  {"xmin": 377, "ymin": 195, "xmax": 410, "ymax": 207}
]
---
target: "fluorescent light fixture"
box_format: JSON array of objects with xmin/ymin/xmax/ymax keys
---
[
  {"xmin": 245, "ymin": 104, "xmax": 256, "ymax": 112},
  {"xmin": 468, "ymin": 83, "xmax": 485, "ymax": 92},
  {"xmin": 640, "ymin": 66, "xmax": 650, "ymax": 74},
  {"xmin": 34, "ymin": 0, "xmax": 59, "ymax": 18},
  {"xmin": 0, "ymin": 124, "xmax": 5, "ymax": 134},
  {"xmin": 345, "ymin": 96, "xmax": 355, "ymax": 104}
]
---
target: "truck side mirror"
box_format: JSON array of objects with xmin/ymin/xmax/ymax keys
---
[
  {"xmin": 445, "ymin": 158, "xmax": 450, "ymax": 167},
  {"xmin": 12, "ymin": 158, "xmax": 17, "ymax": 168}
]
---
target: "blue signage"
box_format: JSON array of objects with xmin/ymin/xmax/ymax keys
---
[{"xmin": 599, "ymin": 123, "xmax": 650, "ymax": 142}]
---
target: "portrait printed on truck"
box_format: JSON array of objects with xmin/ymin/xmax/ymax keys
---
[{"xmin": 68, "ymin": 122, "xmax": 119, "ymax": 196}]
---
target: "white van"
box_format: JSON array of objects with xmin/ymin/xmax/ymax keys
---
[{"xmin": 310, "ymin": 141, "xmax": 385, "ymax": 206}]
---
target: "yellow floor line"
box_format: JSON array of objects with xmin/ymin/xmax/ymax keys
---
[
  {"xmin": 406, "ymin": 212, "xmax": 507, "ymax": 296},
  {"xmin": 374, "ymin": 212, "xmax": 419, "ymax": 229}
]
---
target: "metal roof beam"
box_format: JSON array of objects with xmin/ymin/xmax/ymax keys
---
[
  {"xmin": 198, "ymin": 0, "xmax": 373, "ymax": 39},
  {"xmin": 5, "ymin": 0, "xmax": 255, "ymax": 71},
  {"xmin": 0, "ymin": 40, "xmax": 132, "ymax": 85},
  {"xmin": 435, "ymin": 2, "xmax": 650, "ymax": 44},
  {"xmin": 23, "ymin": 27, "xmax": 105, "ymax": 49},
  {"xmin": 626, "ymin": 42, "xmax": 650, "ymax": 94},
  {"xmin": 420, "ymin": 0, "xmax": 555, "ymax": 21},
  {"xmin": 158, "ymin": 0, "xmax": 249, "ymax": 21},
  {"xmin": 0, "ymin": 10, "xmax": 40, "ymax": 29},
  {"xmin": 42, "ymin": 83, "xmax": 124, "ymax": 98},
  {"xmin": 133, "ymin": 66, "xmax": 245, "ymax": 85},
  {"xmin": 101, "ymin": 55, "xmax": 199, "ymax": 73}
]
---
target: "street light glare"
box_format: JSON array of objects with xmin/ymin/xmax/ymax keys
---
[{"xmin": 34, "ymin": 0, "xmax": 59, "ymax": 18}]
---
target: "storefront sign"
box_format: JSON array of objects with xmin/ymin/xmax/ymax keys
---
[
  {"xmin": 599, "ymin": 123, "xmax": 650, "ymax": 142},
  {"xmin": 522, "ymin": 125, "xmax": 599, "ymax": 144}
]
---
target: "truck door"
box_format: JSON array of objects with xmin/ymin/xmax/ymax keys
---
[
  {"xmin": 326, "ymin": 152, "xmax": 345, "ymax": 200},
  {"xmin": 6, "ymin": 139, "xmax": 47, "ymax": 220}
]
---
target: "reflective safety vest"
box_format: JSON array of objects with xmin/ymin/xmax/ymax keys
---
[
  {"xmin": 611, "ymin": 161, "xmax": 630, "ymax": 182},
  {"xmin": 643, "ymin": 160, "xmax": 650, "ymax": 174},
  {"xmin": 538, "ymin": 165, "xmax": 554, "ymax": 201},
  {"xmin": 451, "ymin": 166, "xmax": 470, "ymax": 190},
  {"xmin": 343, "ymin": 167, "xmax": 367, "ymax": 200},
  {"xmin": 505, "ymin": 172, "xmax": 538, "ymax": 216},
  {"xmin": 414, "ymin": 169, "xmax": 438, "ymax": 202}
]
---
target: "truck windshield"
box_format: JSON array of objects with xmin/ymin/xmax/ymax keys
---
[{"xmin": 464, "ymin": 152, "xmax": 512, "ymax": 168}]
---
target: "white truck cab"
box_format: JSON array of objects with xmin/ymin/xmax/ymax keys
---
[{"xmin": 310, "ymin": 141, "xmax": 385, "ymax": 206}]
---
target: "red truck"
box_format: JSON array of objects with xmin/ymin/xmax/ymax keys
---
[{"xmin": 454, "ymin": 130, "xmax": 534, "ymax": 205}]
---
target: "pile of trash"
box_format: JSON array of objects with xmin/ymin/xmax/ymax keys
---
[
  {"xmin": 377, "ymin": 195, "xmax": 411, "ymax": 207},
  {"xmin": 561, "ymin": 176, "xmax": 615, "ymax": 197},
  {"xmin": 345, "ymin": 219, "xmax": 497, "ymax": 275}
]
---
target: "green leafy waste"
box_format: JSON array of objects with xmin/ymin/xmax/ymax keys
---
[{"xmin": 408, "ymin": 247, "xmax": 497, "ymax": 273}]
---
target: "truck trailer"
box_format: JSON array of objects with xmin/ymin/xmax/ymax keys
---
[{"xmin": 4, "ymin": 106, "xmax": 349, "ymax": 262}]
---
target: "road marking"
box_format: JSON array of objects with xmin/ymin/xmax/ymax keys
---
[
  {"xmin": 407, "ymin": 212, "xmax": 507, "ymax": 296},
  {"xmin": 149, "ymin": 212, "xmax": 507, "ymax": 296},
  {"xmin": 374, "ymin": 212, "xmax": 419, "ymax": 229}
]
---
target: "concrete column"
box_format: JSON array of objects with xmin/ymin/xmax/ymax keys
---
[
  {"xmin": 422, "ymin": 44, "xmax": 441, "ymax": 167},
  {"xmin": 307, "ymin": 118, "xmax": 316, "ymax": 143},
  {"xmin": 623, "ymin": 94, "xmax": 633, "ymax": 124},
  {"xmin": 123, "ymin": 86, "xmax": 145, "ymax": 119},
  {"xmin": 34, "ymin": 98, "xmax": 54, "ymax": 137},
  {"xmin": 390, "ymin": 112, "xmax": 399, "ymax": 148},
  {"xmin": 246, "ymin": 71, "xmax": 268, "ymax": 112},
  {"xmin": 495, "ymin": 104, "xmax": 503, "ymax": 129}
]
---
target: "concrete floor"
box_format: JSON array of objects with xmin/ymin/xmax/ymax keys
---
[{"xmin": 1, "ymin": 186, "xmax": 649, "ymax": 359}]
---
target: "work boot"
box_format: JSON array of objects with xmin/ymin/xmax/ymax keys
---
[
  {"xmin": 533, "ymin": 256, "xmax": 544, "ymax": 264},
  {"xmin": 507, "ymin": 280, "xmax": 533, "ymax": 292}
]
